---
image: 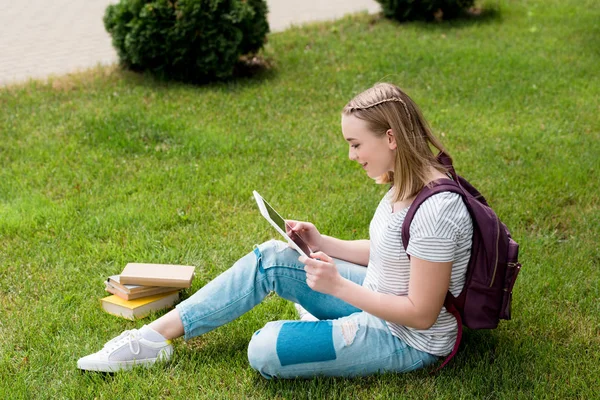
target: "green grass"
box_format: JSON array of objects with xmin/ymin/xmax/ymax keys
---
[{"xmin": 1, "ymin": 0, "xmax": 599, "ymax": 398}]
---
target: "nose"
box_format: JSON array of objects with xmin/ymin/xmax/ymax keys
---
[{"xmin": 349, "ymin": 147, "xmax": 357, "ymax": 161}]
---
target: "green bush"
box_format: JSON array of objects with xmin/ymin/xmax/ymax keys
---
[
  {"xmin": 376, "ymin": 0, "xmax": 475, "ymax": 21},
  {"xmin": 104, "ymin": 0, "xmax": 269, "ymax": 83}
]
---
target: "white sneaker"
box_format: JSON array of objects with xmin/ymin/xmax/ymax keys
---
[
  {"xmin": 294, "ymin": 303, "xmax": 319, "ymax": 321},
  {"xmin": 77, "ymin": 328, "xmax": 173, "ymax": 372}
]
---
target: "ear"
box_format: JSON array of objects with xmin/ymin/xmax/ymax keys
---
[{"xmin": 386, "ymin": 129, "xmax": 397, "ymax": 150}]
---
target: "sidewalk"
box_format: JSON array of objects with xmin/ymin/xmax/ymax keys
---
[{"xmin": 0, "ymin": 0, "xmax": 380, "ymax": 86}]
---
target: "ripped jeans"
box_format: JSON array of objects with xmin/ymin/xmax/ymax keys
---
[{"xmin": 175, "ymin": 240, "xmax": 438, "ymax": 379}]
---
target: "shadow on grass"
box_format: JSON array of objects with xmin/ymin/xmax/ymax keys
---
[
  {"xmin": 251, "ymin": 329, "xmax": 506, "ymax": 394},
  {"xmin": 376, "ymin": 5, "xmax": 503, "ymax": 31},
  {"xmin": 78, "ymin": 369, "xmax": 115, "ymax": 380},
  {"xmin": 179, "ymin": 334, "xmax": 253, "ymax": 362},
  {"xmin": 117, "ymin": 54, "xmax": 278, "ymax": 93}
]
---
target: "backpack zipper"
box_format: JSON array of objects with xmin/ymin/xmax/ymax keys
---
[{"xmin": 489, "ymin": 215, "xmax": 500, "ymax": 287}]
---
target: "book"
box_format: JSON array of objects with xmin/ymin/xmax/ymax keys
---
[
  {"xmin": 106, "ymin": 274, "xmax": 179, "ymax": 295},
  {"xmin": 100, "ymin": 291, "xmax": 180, "ymax": 320},
  {"xmin": 104, "ymin": 279, "xmax": 178, "ymax": 301},
  {"xmin": 106, "ymin": 275, "xmax": 156, "ymax": 293},
  {"xmin": 119, "ymin": 263, "xmax": 195, "ymax": 288}
]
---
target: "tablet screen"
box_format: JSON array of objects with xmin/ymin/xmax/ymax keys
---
[
  {"xmin": 264, "ymin": 197, "xmax": 286, "ymax": 232},
  {"xmin": 258, "ymin": 194, "xmax": 312, "ymax": 257}
]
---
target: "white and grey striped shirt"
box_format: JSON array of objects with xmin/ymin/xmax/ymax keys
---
[{"xmin": 362, "ymin": 189, "xmax": 473, "ymax": 356}]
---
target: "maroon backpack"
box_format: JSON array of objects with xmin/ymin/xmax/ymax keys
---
[{"xmin": 401, "ymin": 153, "xmax": 521, "ymax": 370}]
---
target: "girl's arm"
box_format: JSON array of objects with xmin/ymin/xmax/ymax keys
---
[
  {"xmin": 287, "ymin": 220, "xmax": 370, "ymax": 266},
  {"xmin": 319, "ymin": 235, "xmax": 370, "ymax": 266},
  {"xmin": 302, "ymin": 253, "xmax": 451, "ymax": 330}
]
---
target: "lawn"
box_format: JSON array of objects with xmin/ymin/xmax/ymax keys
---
[{"xmin": 1, "ymin": 0, "xmax": 598, "ymax": 398}]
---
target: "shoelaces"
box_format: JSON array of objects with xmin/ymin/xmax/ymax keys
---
[{"xmin": 102, "ymin": 329, "xmax": 141, "ymax": 356}]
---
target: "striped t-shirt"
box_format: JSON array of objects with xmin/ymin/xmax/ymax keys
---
[{"xmin": 362, "ymin": 189, "xmax": 473, "ymax": 356}]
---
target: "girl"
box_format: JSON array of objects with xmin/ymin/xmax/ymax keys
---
[{"xmin": 78, "ymin": 83, "xmax": 473, "ymax": 378}]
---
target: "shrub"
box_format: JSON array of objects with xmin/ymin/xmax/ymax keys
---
[
  {"xmin": 376, "ymin": 0, "xmax": 475, "ymax": 22},
  {"xmin": 103, "ymin": 0, "xmax": 269, "ymax": 83}
]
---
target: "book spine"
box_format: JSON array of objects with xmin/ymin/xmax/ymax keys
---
[
  {"xmin": 105, "ymin": 285, "xmax": 131, "ymax": 301},
  {"xmin": 119, "ymin": 276, "xmax": 191, "ymax": 288},
  {"xmin": 106, "ymin": 278, "xmax": 130, "ymax": 293}
]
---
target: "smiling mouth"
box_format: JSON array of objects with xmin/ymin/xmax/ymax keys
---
[{"xmin": 361, "ymin": 162, "xmax": 368, "ymax": 169}]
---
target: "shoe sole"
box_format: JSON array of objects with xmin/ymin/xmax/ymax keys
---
[
  {"xmin": 77, "ymin": 357, "xmax": 164, "ymax": 372},
  {"xmin": 77, "ymin": 349, "xmax": 172, "ymax": 372}
]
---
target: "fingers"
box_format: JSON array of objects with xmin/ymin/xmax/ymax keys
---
[
  {"xmin": 300, "ymin": 253, "xmax": 339, "ymax": 294},
  {"xmin": 300, "ymin": 257, "xmax": 319, "ymax": 277},
  {"xmin": 286, "ymin": 220, "xmax": 307, "ymax": 237},
  {"xmin": 286, "ymin": 220, "xmax": 312, "ymax": 232},
  {"xmin": 305, "ymin": 274, "xmax": 316, "ymax": 290},
  {"xmin": 285, "ymin": 220, "xmax": 296, "ymax": 236},
  {"xmin": 300, "ymin": 253, "xmax": 332, "ymax": 276},
  {"xmin": 309, "ymin": 251, "xmax": 332, "ymax": 262},
  {"xmin": 304, "ymin": 263, "xmax": 318, "ymax": 289},
  {"xmin": 298, "ymin": 252, "xmax": 331, "ymax": 265},
  {"xmin": 285, "ymin": 220, "xmax": 299, "ymax": 229}
]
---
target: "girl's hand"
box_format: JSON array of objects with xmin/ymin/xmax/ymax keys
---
[
  {"xmin": 299, "ymin": 252, "xmax": 344, "ymax": 296},
  {"xmin": 286, "ymin": 220, "xmax": 323, "ymax": 253}
]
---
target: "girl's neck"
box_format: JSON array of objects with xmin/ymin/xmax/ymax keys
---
[
  {"xmin": 391, "ymin": 167, "xmax": 449, "ymax": 213},
  {"xmin": 392, "ymin": 197, "xmax": 414, "ymax": 214},
  {"xmin": 427, "ymin": 166, "xmax": 449, "ymax": 183}
]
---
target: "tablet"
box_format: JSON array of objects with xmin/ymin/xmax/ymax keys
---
[{"xmin": 253, "ymin": 190, "xmax": 312, "ymax": 258}]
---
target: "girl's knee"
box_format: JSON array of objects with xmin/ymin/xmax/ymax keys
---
[
  {"xmin": 254, "ymin": 240, "xmax": 300, "ymax": 272},
  {"xmin": 258, "ymin": 239, "xmax": 290, "ymax": 257},
  {"xmin": 247, "ymin": 322, "xmax": 283, "ymax": 379},
  {"xmin": 248, "ymin": 320, "xmax": 343, "ymax": 379}
]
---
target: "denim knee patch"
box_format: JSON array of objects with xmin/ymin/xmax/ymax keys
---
[
  {"xmin": 254, "ymin": 240, "xmax": 294, "ymax": 273},
  {"xmin": 252, "ymin": 246, "xmax": 263, "ymax": 272},
  {"xmin": 276, "ymin": 321, "xmax": 336, "ymax": 366}
]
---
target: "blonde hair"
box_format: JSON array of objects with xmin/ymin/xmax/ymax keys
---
[{"xmin": 343, "ymin": 83, "xmax": 449, "ymax": 202}]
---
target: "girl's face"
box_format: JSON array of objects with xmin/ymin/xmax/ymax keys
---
[{"xmin": 341, "ymin": 114, "xmax": 397, "ymax": 179}]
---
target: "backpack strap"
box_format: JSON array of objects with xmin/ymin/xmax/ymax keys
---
[
  {"xmin": 401, "ymin": 178, "xmax": 466, "ymax": 372},
  {"xmin": 400, "ymin": 180, "xmax": 463, "ymax": 251},
  {"xmin": 432, "ymin": 294, "xmax": 463, "ymax": 373}
]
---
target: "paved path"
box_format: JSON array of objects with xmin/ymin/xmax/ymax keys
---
[{"xmin": 0, "ymin": 0, "xmax": 380, "ymax": 86}]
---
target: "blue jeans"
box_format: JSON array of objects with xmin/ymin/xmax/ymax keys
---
[{"xmin": 176, "ymin": 240, "xmax": 438, "ymax": 379}]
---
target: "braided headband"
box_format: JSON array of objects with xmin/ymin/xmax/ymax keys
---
[{"xmin": 347, "ymin": 97, "xmax": 414, "ymax": 133}]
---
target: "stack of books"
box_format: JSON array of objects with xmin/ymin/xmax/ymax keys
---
[{"xmin": 101, "ymin": 263, "xmax": 195, "ymax": 320}]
